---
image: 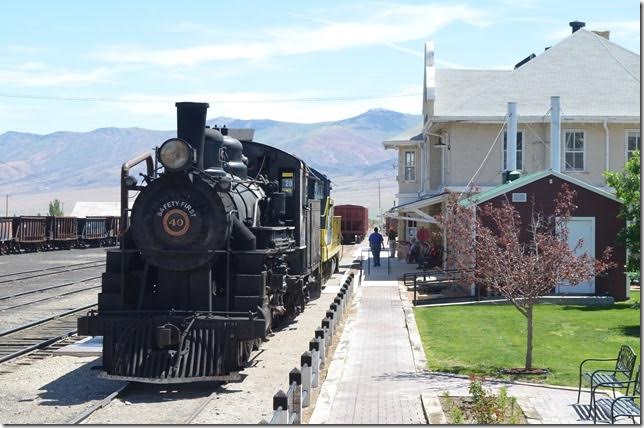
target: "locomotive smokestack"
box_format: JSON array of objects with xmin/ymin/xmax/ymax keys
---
[{"xmin": 175, "ymin": 102, "xmax": 209, "ymax": 170}]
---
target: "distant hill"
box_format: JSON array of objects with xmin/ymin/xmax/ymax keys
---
[
  {"xmin": 0, "ymin": 109, "xmax": 419, "ymax": 216},
  {"xmin": 208, "ymin": 109, "xmax": 418, "ymax": 174}
]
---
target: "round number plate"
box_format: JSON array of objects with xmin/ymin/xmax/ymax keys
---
[{"xmin": 162, "ymin": 208, "xmax": 191, "ymax": 237}]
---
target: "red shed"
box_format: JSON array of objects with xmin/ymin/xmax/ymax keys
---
[{"xmin": 465, "ymin": 170, "xmax": 627, "ymax": 301}]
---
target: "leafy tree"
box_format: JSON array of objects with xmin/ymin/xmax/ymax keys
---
[
  {"xmin": 437, "ymin": 184, "xmax": 614, "ymax": 369},
  {"xmin": 604, "ymin": 151, "xmax": 640, "ymax": 274},
  {"xmin": 48, "ymin": 199, "xmax": 64, "ymax": 216}
]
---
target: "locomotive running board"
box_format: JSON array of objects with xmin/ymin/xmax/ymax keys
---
[{"xmin": 98, "ymin": 371, "xmax": 242, "ymax": 383}]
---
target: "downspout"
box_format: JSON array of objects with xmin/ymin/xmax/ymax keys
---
[
  {"xmin": 419, "ymin": 121, "xmax": 433, "ymax": 198},
  {"xmin": 603, "ymin": 120, "xmax": 609, "ymax": 173}
]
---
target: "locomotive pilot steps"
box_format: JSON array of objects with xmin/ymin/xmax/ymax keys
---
[{"xmin": 78, "ymin": 102, "xmax": 342, "ymax": 383}]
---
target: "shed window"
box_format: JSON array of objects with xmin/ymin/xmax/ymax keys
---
[
  {"xmin": 503, "ymin": 131, "xmax": 524, "ymax": 170},
  {"xmin": 626, "ymin": 131, "xmax": 640, "ymax": 161},
  {"xmin": 404, "ymin": 151, "xmax": 416, "ymax": 181},
  {"xmin": 564, "ymin": 131, "xmax": 585, "ymax": 171}
]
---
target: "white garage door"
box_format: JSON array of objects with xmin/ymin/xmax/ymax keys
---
[{"xmin": 556, "ymin": 217, "xmax": 595, "ymax": 294}]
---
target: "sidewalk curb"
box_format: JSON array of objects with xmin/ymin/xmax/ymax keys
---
[
  {"xmin": 398, "ymin": 282, "xmax": 428, "ymax": 373},
  {"xmin": 419, "ymin": 370, "xmax": 608, "ymax": 394}
]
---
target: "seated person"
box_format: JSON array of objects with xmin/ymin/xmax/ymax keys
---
[{"xmin": 407, "ymin": 238, "xmax": 420, "ymax": 264}]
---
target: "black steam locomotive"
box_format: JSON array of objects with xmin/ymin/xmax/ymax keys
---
[{"xmin": 78, "ymin": 102, "xmax": 334, "ymax": 383}]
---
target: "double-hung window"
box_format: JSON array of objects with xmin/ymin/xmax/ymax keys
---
[
  {"xmin": 564, "ymin": 131, "xmax": 585, "ymax": 171},
  {"xmin": 403, "ymin": 151, "xmax": 416, "ymax": 181},
  {"xmin": 626, "ymin": 130, "xmax": 640, "ymax": 161},
  {"xmin": 503, "ymin": 131, "xmax": 524, "ymax": 170}
]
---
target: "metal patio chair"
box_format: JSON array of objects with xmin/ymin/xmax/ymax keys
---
[
  {"xmin": 577, "ymin": 345, "xmax": 637, "ymax": 407},
  {"xmin": 593, "ymin": 368, "xmax": 640, "ymax": 424}
]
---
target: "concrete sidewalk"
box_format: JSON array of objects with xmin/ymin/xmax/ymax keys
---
[
  {"xmin": 309, "ymin": 251, "xmax": 628, "ymax": 424},
  {"xmin": 310, "ymin": 250, "xmax": 426, "ymax": 424}
]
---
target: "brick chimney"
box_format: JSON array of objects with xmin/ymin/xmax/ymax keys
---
[{"xmin": 569, "ymin": 21, "xmax": 586, "ymax": 33}]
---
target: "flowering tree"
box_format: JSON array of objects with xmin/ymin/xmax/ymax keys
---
[{"xmin": 437, "ymin": 184, "xmax": 614, "ymax": 369}]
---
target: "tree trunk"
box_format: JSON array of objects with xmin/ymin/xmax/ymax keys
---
[{"xmin": 525, "ymin": 305, "xmax": 533, "ymax": 370}]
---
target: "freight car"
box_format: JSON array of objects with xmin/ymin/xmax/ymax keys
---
[
  {"xmin": 46, "ymin": 216, "xmax": 78, "ymax": 249},
  {"xmin": 0, "ymin": 215, "xmax": 121, "ymax": 253},
  {"xmin": 13, "ymin": 216, "xmax": 47, "ymax": 251},
  {"xmin": 78, "ymin": 102, "xmax": 342, "ymax": 383},
  {"xmin": 78, "ymin": 217, "xmax": 108, "ymax": 247},
  {"xmin": 0, "ymin": 217, "xmax": 15, "ymax": 254},
  {"xmin": 335, "ymin": 204, "xmax": 369, "ymax": 243}
]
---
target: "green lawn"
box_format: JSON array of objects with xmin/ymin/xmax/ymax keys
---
[{"xmin": 414, "ymin": 292, "xmax": 640, "ymax": 387}]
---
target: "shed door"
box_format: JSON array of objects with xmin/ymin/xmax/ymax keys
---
[{"xmin": 556, "ymin": 217, "xmax": 595, "ymax": 294}]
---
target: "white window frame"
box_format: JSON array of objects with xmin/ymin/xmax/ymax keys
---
[
  {"xmin": 502, "ymin": 130, "xmax": 525, "ymax": 171},
  {"xmin": 403, "ymin": 150, "xmax": 416, "ymax": 182},
  {"xmin": 625, "ymin": 129, "xmax": 641, "ymax": 161},
  {"xmin": 563, "ymin": 129, "xmax": 586, "ymax": 172}
]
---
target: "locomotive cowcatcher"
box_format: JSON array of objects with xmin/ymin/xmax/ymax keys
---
[{"xmin": 78, "ymin": 102, "xmax": 336, "ymax": 383}]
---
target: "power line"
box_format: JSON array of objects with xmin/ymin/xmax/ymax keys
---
[{"xmin": 0, "ymin": 91, "xmax": 422, "ymax": 104}]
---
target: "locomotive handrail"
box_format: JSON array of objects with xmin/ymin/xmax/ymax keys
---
[{"xmin": 120, "ymin": 151, "xmax": 154, "ymax": 237}]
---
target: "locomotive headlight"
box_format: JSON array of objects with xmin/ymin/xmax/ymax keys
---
[{"xmin": 159, "ymin": 138, "xmax": 193, "ymax": 172}]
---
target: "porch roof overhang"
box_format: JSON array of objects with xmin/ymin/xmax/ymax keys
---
[
  {"xmin": 382, "ymin": 125, "xmax": 424, "ymax": 150},
  {"xmin": 385, "ymin": 192, "xmax": 449, "ymax": 225}
]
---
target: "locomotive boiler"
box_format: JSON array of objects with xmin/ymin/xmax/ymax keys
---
[{"xmin": 78, "ymin": 102, "xmax": 341, "ymax": 383}]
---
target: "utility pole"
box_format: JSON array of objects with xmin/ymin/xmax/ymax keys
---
[{"xmin": 378, "ymin": 179, "xmax": 383, "ymax": 228}]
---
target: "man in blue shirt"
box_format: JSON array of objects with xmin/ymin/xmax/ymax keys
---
[{"xmin": 368, "ymin": 227, "xmax": 385, "ymax": 267}]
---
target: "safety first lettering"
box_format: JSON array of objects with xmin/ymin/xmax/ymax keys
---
[{"xmin": 157, "ymin": 200, "xmax": 197, "ymax": 217}]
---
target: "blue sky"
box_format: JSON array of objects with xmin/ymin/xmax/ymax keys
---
[{"xmin": 0, "ymin": 0, "xmax": 639, "ymax": 134}]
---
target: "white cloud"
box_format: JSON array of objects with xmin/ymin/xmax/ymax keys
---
[
  {"xmin": 113, "ymin": 89, "xmax": 422, "ymax": 123},
  {"xmin": 94, "ymin": 4, "xmax": 490, "ymax": 67},
  {"xmin": 0, "ymin": 62, "xmax": 111, "ymax": 87}
]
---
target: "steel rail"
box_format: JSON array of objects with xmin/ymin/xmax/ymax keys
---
[
  {"xmin": 67, "ymin": 383, "xmax": 131, "ymax": 424},
  {"xmin": 0, "ymin": 275, "xmax": 101, "ymax": 301},
  {"xmin": 0, "ymin": 260, "xmax": 103, "ymax": 279},
  {"xmin": 0, "ymin": 262, "xmax": 105, "ymax": 284},
  {"xmin": 0, "ymin": 283, "xmax": 102, "ymax": 311},
  {"xmin": 0, "ymin": 304, "xmax": 97, "ymax": 364},
  {"xmin": 184, "ymin": 390, "xmax": 220, "ymax": 424},
  {"xmin": 0, "ymin": 303, "xmax": 96, "ymax": 338}
]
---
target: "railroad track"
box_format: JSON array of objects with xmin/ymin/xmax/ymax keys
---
[
  {"xmin": 67, "ymin": 384, "xmax": 220, "ymax": 424},
  {"xmin": 0, "ymin": 261, "xmax": 106, "ymax": 284},
  {"xmin": 67, "ymin": 383, "xmax": 132, "ymax": 424},
  {"xmin": 0, "ymin": 276, "xmax": 102, "ymax": 311},
  {"xmin": 0, "ymin": 304, "xmax": 96, "ymax": 364}
]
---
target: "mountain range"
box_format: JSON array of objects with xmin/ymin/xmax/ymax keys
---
[{"xmin": 0, "ymin": 109, "xmax": 420, "ymax": 216}]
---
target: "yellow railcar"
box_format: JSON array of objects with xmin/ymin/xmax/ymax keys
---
[{"xmin": 320, "ymin": 196, "xmax": 343, "ymax": 278}]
